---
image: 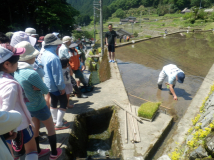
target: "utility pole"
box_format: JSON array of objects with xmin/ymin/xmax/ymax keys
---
[
  {"xmin": 100, "ymin": 0, "xmax": 104, "ymax": 56},
  {"xmin": 132, "ymin": 23, "xmax": 133, "ymax": 33},
  {"xmin": 200, "ymin": 0, "xmax": 202, "ymax": 9},
  {"xmin": 140, "ymin": 11, "xmax": 142, "ymax": 27},
  {"xmin": 93, "ymin": 0, "xmax": 96, "ymax": 43},
  {"xmin": 169, "ymin": 4, "xmax": 171, "ymax": 14}
]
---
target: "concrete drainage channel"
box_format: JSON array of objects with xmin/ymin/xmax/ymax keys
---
[{"xmin": 65, "ymin": 106, "xmax": 122, "ymax": 160}]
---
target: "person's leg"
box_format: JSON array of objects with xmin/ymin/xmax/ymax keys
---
[
  {"xmin": 70, "ymin": 75, "xmax": 87, "ymax": 98},
  {"xmin": 112, "ymin": 52, "xmax": 115, "ymax": 61},
  {"xmin": 108, "ymin": 45, "xmax": 112, "ymax": 61},
  {"xmin": 32, "ymin": 117, "xmax": 41, "ymax": 154},
  {"xmin": 77, "ymin": 80, "xmax": 80, "ymax": 87},
  {"xmin": 24, "ymin": 127, "xmax": 38, "ymax": 160},
  {"xmin": 55, "ymin": 93, "xmax": 68, "ymax": 128},
  {"xmin": 74, "ymin": 69, "xmax": 87, "ymax": 87},
  {"xmin": 157, "ymin": 69, "xmax": 167, "ymax": 90},
  {"xmin": 67, "ymin": 94, "xmax": 73, "ymax": 108},
  {"xmin": 49, "ymin": 93, "xmax": 59, "ymax": 124},
  {"xmin": 108, "ymin": 52, "xmax": 112, "ymax": 62},
  {"xmin": 45, "ymin": 93, "xmax": 51, "ymax": 109},
  {"xmin": 42, "ymin": 116, "xmax": 57, "ymax": 156}
]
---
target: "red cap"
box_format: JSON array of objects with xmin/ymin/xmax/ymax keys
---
[
  {"xmin": 38, "ymin": 36, "xmax": 45, "ymax": 43},
  {"xmin": 0, "ymin": 43, "xmax": 25, "ymax": 55}
]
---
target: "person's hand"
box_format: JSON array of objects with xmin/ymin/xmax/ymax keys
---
[
  {"xmin": 173, "ymin": 96, "xmax": 178, "ymax": 101},
  {"xmin": 60, "ymin": 89, "xmax": 65, "ymax": 95},
  {"xmin": 33, "ymin": 86, "xmax": 40, "ymax": 91},
  {"xmin": 6, "ymin": 131, "xmax": 17, "ymax": 140},
  {"xmin": 106, "ymin": 43, "xmax": 108, "ymax": 46},
  {"xmin": 82, "ymin": 65, "xmax": 86, "ymax": 71}
]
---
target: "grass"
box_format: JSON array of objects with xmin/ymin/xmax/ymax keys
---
[
  {"xmin": 145, "ymin": 35, "xmax": 152, "ymax": 38},
  {"xmin": 204, "ymin": 22, "xmax": 214, "ymax": 30},
  {"xmin": 138, "ymin": 102, "xmax": 160, "ymax": 119},
  {"xmin": 99, "ymin": 48, "xmax": 111, "ymax": 82}
]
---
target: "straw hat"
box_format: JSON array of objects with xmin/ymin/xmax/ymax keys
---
[
  {"xmin": 15, "ymin": 41, "xmax": 39, "ymax": 61},
  {"xmin": 62, "ymin": 36, "xmax": 72, "ymax": 43}
]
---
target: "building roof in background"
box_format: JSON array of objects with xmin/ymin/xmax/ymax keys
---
[
  {"xmin": 181, "ymin": 8, "xmax": 191, "ymax": 13},
  {"xmin": 127, "ymin": 16, "xmax": 136, "ymax": 19},
  {"xmin": 75, "ymin": 28, "xmax": 82, "ymax": 32},
  {"xmin": 120, "ymin": 19, "xmax": 129, "ymax": 22},
  {"xmin": 116, "ymin": 29, "xmax": 133, "ymax": 36},
  {"xmin": 204, "ymin": 9, "xmax": 214, "ymax": 12}
]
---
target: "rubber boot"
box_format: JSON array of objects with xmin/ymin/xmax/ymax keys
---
[{"xmin": 158, "ymin": 84, "xmax": 162, "ymax": 90}]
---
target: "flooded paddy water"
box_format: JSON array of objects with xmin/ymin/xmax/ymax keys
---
[{"xmin": 116, "ymin": 31, "xmax": 214, "ymax": 158}]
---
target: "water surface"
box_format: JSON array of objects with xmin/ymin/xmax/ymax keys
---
[{"xmin": 116, "ymin": 31, "xmax": 214, "ymax": 119}]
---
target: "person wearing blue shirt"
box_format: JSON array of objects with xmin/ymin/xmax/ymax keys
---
[{"xmin": 41, "ymin": 34, "xmax": 69, "ymax": 133}]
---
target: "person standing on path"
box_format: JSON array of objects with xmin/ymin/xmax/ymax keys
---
[
  {"xmin": 41, "ymin": 34, "xmax": 70, "ymax": 131},
  {"xmin": 157, "ymin": 64, "xmax": 185, "ymax": 100},
  {"xmin": 105, "ymin": 24, "xmax": 118, "ymax": 63}
]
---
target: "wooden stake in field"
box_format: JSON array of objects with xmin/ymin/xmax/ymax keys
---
[
  {"xmin": 113, "ymin": 100, "xmax": 143, "ymax": 143},
  {"xmin": 112, "ymin": 100, "xmax": 143, "ymax": 123}
]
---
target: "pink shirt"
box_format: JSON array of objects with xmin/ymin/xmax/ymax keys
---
[{"xmin": 0, "ymin": 73, "xmax": 33, "ymax": 131}]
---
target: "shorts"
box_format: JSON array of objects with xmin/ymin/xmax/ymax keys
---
[
  {"xmin": 108, "ymin": 44, "xmax": 115, "ymax": 52},
  {"xmin": 74, "ymin": 69, "xmax": 84, "ymax": 79},
  {"xmin": 30, "ymin": 106, "xmax": 51, "ymax": 121},
  {"xmin": 7, "ymin": 125, "xmax": 34, "ymax": 144},
  {"xmin": 49, "ymin": 92, "xmax": 68, "ymax": 109},
  {"xmin": 65, "ymin": 83, "xmax": 73, "ymax": 94}
]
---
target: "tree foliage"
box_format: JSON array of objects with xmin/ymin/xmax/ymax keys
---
[
  {"xmin": 0, "ymin": 0, "xmax": 79, "ymax": 35},
  {"xmin": 115, "ymin": 9, "xmax": 126, "ymax": 18},
  {"xmin": 72, "ymin": 30, "xmax": 93, "ymax": 40}
]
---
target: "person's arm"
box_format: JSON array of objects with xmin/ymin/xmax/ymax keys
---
[
  {"xmin": 69, "ymin": 66, "xmax": 73, "ymax": 76},
  {"xmin": 105, "ymin": 32, "xmax": 108, "ymax": 46},
  {"xmin": 169, "ymin": 84, "xmax": 177, "ymax": 100},
  {"xmin": 28, "ymin": 72, "xmax": 49, "ymax": 94},
  {"xmin": 50, "ymin": 58, "xmax": 65, "ymax": 93},
  {"xmin": 106, "ymin": 37, "xmax": 108, "ymax": 46},
  {"xmin": 115, "ymin": 32, "xmax": 118, "ymax": 45},
  {"xmin": 1, "ymin": 84, "xmax": 18, "ymax": 111}
]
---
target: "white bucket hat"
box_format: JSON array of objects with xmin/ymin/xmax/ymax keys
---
[
  {"xmin": 0, "ymin": 110, "xmax": 22, "ymax": 135},
  {"xmin": 15, "ymin": 41, "xmax": 40, "ymax": 61},
  {"xmin": 10, "ymin": 31, "xmax": 37, "ymax": 47},
  {"xmin": 25, "ymin": 28, "xmax": 38, "ymax": 36},
  {"xmin": 62, "ymin": 36, "xmax": 72, "ymax": 43}
]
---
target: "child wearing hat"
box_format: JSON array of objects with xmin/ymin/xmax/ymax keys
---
[
  {"xmin": 13, "ymin": 41, "xmax": 62, "ymax": 159},
  {"xmin": 0, "ymin": 45, "xmax": 38, "ymax": 160}
]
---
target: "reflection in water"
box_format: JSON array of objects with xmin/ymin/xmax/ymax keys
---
[{"xmin": 116, "ymin": 32, "xmax": 214, "ymax": 119}]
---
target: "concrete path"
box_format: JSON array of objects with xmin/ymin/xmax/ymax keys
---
[{"xmin": 38, "ymin": 60, "xmax": 172, "ymax": 160}]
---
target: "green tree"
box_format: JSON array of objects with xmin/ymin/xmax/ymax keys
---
[
  {"xmin": 115, "ymin": 8, "xmax": 125, "ymax": 18},
  {"xmin": 0, "ymin": 0, "xmax": 79, "ymax": 35}
]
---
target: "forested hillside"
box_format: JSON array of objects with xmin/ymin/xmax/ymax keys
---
[
  {"xmin": 105, "ymin": 0, "xmax": 214, "ymax": 19},
  {"xmin": 67, "ymin": 0, "xmax": 116, "ymax": 15},
  {"xmin": 0, "ymin": 0, "xmax": 79, "ymax": 34}
]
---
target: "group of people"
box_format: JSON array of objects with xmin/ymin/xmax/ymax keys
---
[{"xmin": 0, "ymin": 28, "xmax": 88, "ymax": 160}]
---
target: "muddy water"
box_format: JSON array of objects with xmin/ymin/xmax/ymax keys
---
[{"xmin": 116, "ymin": 32, "xmax": 214, "ymax": 158}]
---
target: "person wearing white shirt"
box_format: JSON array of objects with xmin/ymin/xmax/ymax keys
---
[{"xmin": 157, "ymin": 64, "xmax": 185, "ymax": 100}]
